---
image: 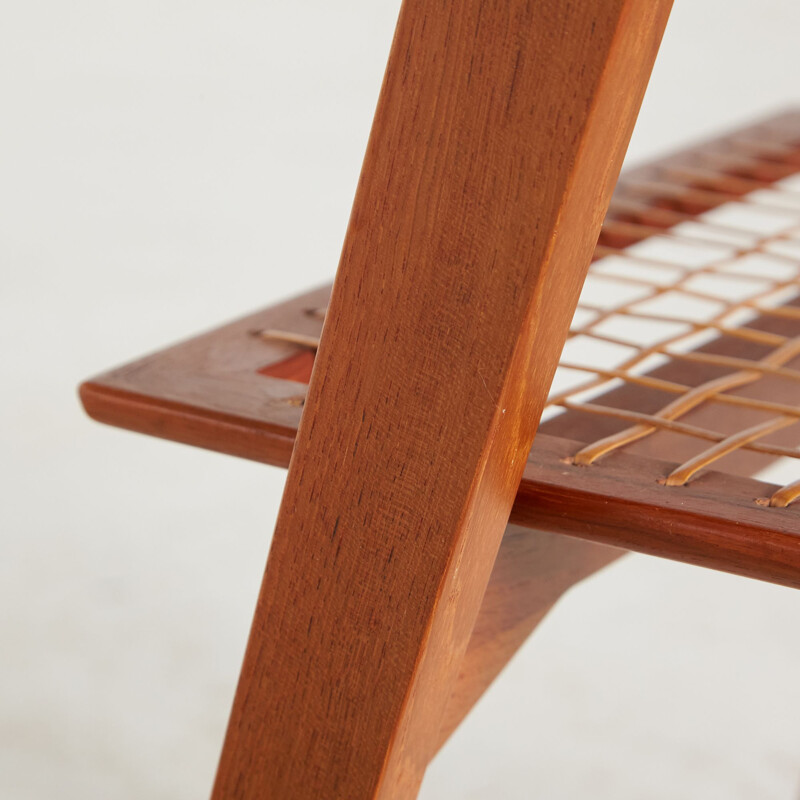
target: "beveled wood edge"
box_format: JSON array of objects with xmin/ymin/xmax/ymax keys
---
[{"xmin": 79, "ymin": 381, "xmax": 298, "ymax": 467}]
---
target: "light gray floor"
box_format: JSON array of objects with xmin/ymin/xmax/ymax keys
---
[{"xmin": 2, "ymin": 2, "xmax": 800, "ymax": 798}]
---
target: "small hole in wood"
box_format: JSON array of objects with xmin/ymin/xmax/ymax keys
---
[{"xmin": 258, "ymin": 351, "xmax": 315, "ymax": 384}]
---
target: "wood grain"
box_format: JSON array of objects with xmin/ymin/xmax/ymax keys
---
[{"xmin": 209, "ymin": 2, "xmax": 671, "ymax": 798}]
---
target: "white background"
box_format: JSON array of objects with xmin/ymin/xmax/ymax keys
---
[{"xmin": 2, "ymin": 2, "xmax": 800, "ymax": 798}]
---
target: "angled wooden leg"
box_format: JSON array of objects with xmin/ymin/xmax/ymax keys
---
[
  {"xmin": 212, "ymin": 1, "xmax": 672, "ymax": 798},
  {"xmin": 440, "ymin": 527, "xmax": 622, "ymax": 747}
]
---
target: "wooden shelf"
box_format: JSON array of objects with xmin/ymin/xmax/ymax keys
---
[{"xmin": 81, "ymin": 110, "xmax": 800, "ymax": 589}]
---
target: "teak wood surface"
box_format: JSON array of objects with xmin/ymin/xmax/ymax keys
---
[{"xmin": 207, "ymin": 1, "xmax": 672, "ymax": 798}]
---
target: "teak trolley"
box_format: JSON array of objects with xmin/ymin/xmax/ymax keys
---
[{"xmin": 80, "ymin": 1, "xmax": 800, "ymax": 797}]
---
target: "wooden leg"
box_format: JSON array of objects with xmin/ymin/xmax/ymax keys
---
[
  {"xmin": 440, "ymin": 526, "xmax": 622, "ymax": 747},
  {"xmin": 211, "ymin": 1, "xmax": 671, "ymax": 798}
]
